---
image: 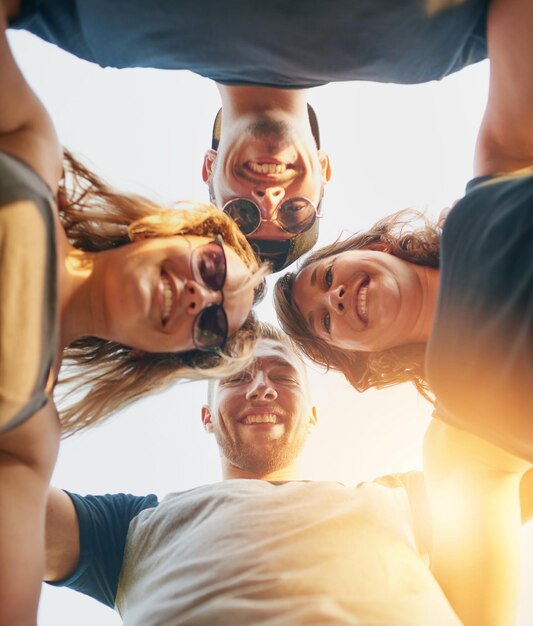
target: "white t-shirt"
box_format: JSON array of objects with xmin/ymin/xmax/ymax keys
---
[{"xmin": 114, "ymin": 479, "xmax": 460, "ymax": 626}]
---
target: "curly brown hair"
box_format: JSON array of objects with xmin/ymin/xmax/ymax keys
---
[
  {"xmin": 56, "ymin": 150, "xmax": 269, "ymax": 435},
  {"xmin": 273, "ymin": 210, "xmax": 440, "ymax": 400}
]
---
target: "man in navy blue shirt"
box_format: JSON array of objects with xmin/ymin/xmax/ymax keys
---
[{"xmin": 6, "ymin": 0, "xmax": 488, "ymax": 270}]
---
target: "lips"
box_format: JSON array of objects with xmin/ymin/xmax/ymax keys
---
[
  {"xmin": 242, "ymin": 161, "xmax": 296, "ymax": 183},
  {"xmin": 240, "ymin": 414, "xmax": 281, "ymax": 425},
  {"xmin": 355, "ymin": 278, "xmax": 370, "ymax": 326},
  {"xmin": 159, "ymin": 268, "xmax": 180, "ymax": 330},
  {"xmin": 161, "ymin": 274, "xmax": 173, "ymax": 322},
  {"xmin": 238, "ymin": 409, "xmax": 285, "ymax": 426},
  {"xmin": 247, "ymin": 161, "xmax": 288, "ymax": 175}
]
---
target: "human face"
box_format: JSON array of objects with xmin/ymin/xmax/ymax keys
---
[
  {"xmin": 203, "ymin": 339, "xmax": 316, "ymax": 476},
  {"xmin": 292, "ymin": 249, "xmax": 426, "ymax": 352},
  {"xmin": 203, "ymin": 117, "xmax": 330, "ymax": 241},
  {"xmin": 97, "ymin": 235, "xmax": 255, "ymax": 353}
]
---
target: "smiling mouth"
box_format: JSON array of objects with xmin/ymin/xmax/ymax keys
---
[
  {"xmin": 356, "ymin": 279, "xmax": 369, "ymax": 325},
  {"xmin": 161, "ymin": 272, "xmax": 175, "ymax": 325},
  {"xmin": 248, "ymin": 161, "xmax": 288, "ymax": 175},
  {"xmin": 239, "ymin": 413, "xmax": 282, "ymax": 425},
  {"xmin": 242, "ymin": 161, "xmax": 296, "ymax": 182}
]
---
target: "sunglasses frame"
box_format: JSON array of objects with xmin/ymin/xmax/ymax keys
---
[
  {"xmin": 223, "ymin": 196, "xmax": 318, "ymax": 236},
  {"xmin": 190, "ymin": 235, "xmax": 229, "ymax": 352}
]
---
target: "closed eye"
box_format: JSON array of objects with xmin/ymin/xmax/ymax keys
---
[{"xmin": 272, "ymin": 375, "xmax": 298, "ymax": 384}]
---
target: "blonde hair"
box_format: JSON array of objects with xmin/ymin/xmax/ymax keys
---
[
  {"xmin": 274, "ymin": 210, "xmax": 440, "ymax": 401},
  {"xmin": 57, "ymin": 150, "xmax": 269, "ymax": 435}
]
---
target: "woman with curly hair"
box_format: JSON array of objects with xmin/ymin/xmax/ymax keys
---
[
  {"xmin": 274, "ymin": 210, "xmax": 440, "ymax": 400},
  {"xmin": 277, "ymin": 0, "xmax": 533, "ymax": 471},
  {"xmin": 0, "ymin": 10, "xmax": 267, "ymax": 623}
]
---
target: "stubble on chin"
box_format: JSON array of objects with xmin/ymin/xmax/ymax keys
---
[
  {"xmin": 218, "ymin": 432, "xmax": 306, "ymax": 476},
  {"xmin": 248, "ymin": 120, "xmax": 292, "ymax": 151}
]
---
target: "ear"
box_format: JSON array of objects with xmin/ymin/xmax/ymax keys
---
[
  {"xmin": 307, "ymin": 406, "xmax": 318, "ymax": 433},
  {"xmin": 201, "ymin": 405, "xmax": 215, "ymax": 433},
  {"xmin": 202, "ymin": 149, "xmax": 217, "ymax": 183},
  {"xmin": 318, "ymin": 151, "xmax": 332, "ymax": 183}
]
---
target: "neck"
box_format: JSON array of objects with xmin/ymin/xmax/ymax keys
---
[
  {"xmin": 58, "ymin": 231, "xmax": 107, "ymax": 348},
  {"xmin": 410, "ymin": 265, "xmax": 440, "ymax": 343},
  {"xmin": 221, "ymin": 459, "xmax": 301, "ymax": 482},
  {"xmin": 217, "ymin": 84, "xmax": 309, "ymax": 119}
]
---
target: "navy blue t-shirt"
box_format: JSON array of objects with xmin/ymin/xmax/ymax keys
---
[
  {"xmin": 427, "ymin": 171, "xmax": 533, "ymax": 462},
  {"xmin": 11, "ymin": 0, "xmax": 487, "ymax": 87},
  {"xmin": 48, "ymin": 492, "xmax": 159, "ymax": 607}
]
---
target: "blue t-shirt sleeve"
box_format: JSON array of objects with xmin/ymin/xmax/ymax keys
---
[{"xmin": 47, "ymin": 492, "xmax": 158, "ymax": 607}]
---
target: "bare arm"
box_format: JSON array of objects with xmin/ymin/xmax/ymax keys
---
[
  {"xmin": 0, "ymin": 2, "xmax": 62, "ymax": 190},
  {"xmin": 45, "ymin": 487, "xmax": 81, "ymax": 582},
  {"xmin": 0, "ymin": 403, "xmax": 60, "ymax": 626},
  {"xmin": 424, "ymin": 419, "xmax": 531, "ymax": 626},
  {"xmin": 474, "ymin": 0, "xmax": 533, "ymax": 176}
]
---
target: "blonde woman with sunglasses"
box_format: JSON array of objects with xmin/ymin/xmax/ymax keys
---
[{"xmin": 0, "ymin": 7, "xmax": 268, "ymax": 623}]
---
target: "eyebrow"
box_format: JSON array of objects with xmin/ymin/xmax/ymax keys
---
[
  {"xmin": 305, "ymin": 265, "xmax": 320, "ymax": 332},
  {"xmin": 310, "ymin": 265, "xmax": 319, "ymax": 287}
]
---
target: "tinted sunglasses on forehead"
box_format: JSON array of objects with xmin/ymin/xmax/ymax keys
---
[{"xmin": 190, "ymin": 235, "xmax": 229, "ymax": 351}]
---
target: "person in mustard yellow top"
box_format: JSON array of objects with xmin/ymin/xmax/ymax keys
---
[{"xmin": 0, "ymin": 4, "xmax": 269, "ymax": 622}]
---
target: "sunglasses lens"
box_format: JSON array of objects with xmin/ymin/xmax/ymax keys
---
[
  {"xmin": 224, "ymin": 199, "xmax": 260, "ymax": 235},
  {"xmin": 278, "ymin": 198, "xmax": 316, "ymax": 234},
  {"xmin": 193, "ymin": 242, "xmax": 226, "ymax": 291},
  {"xmin": 194, "ymin": 305, "xmax": 228, "ymax": 350}
]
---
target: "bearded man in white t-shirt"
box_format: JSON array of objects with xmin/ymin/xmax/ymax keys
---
[{"xmin": 44, "ymin": 323, "xmax": 532, "ymax": 626}]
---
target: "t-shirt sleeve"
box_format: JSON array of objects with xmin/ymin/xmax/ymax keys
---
[
  {"xmin": 371, "ymin": 471, "xmax": 432, "ymax": 560},
  {"xmin": 48, "ymin": 492, "xmax": 159, "ymax": 608}
]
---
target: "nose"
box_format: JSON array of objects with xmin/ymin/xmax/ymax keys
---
[
  {"xmin": 251, "ymin": 186, "xmax": 285, "ymax": 219},
  {"xmin": 325, "ymin": 284, "xmax": 346, "ymax": 315},
  {"xmin": 182, "ymin": 280, "xmax": 222, "ymax": 315},
  {"xmin": 245, "ymin": 370, "xmax": 278, "ymax": 401}
]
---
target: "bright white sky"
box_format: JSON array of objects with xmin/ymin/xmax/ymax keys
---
[{"xmin": 8, "ymin": 29, "xmax": 532, "ymax": 626}]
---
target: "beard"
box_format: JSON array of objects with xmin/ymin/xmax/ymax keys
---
[
  {"xmin": 215, "ymin": 428, "xmax": 307, "ymax": 475},
  {"xmin": 247, "ymin": 119, "xmax": 293, "ymax": 153}
]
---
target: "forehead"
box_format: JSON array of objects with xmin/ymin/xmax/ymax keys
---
[
  {"xmin": 292, "ymin": 261, "xmax": 322, "ymax": 315},
  {"xmin": 252, "ymin": 338, "xmax": 304, "ymax": 372},
  {"xmin": 252, "ymin": 338, "xmax": 309, "ymax": 391}
]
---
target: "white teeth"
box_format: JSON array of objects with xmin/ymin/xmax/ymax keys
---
[
  {"xmin": 248, "ymin": 162, "xmax": 287, "ymax": 175},
  {"xmin": 357, "ymin": 284, "xmax": 368, "ymax": 323},
  {"xmin": 161, "ymin": 275, "xmax": 173, "ymax": 322},
  {"xmin": 242, "ymin": 414, "xmax": 279, "ymax": 425}
]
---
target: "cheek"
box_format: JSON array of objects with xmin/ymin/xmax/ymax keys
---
[
  {"xmin": 331, "ymin": 326, "xmax": 380, "ymax": 352},
  {"xmin": 213, "ymin": 391, "xmax": 240, "ymax": 422},
  {"xmin": 330, "ymin": 319, "xmax": 358, "ymax": 349}
]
